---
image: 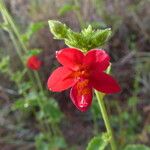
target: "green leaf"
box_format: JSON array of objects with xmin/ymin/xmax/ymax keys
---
[
  {"xmin": 91, "ymin": 99, "xmax": 101, "ymax": 119},
  {"xmin": 21, "ymin": 21, "xmax": 46, "ymax": 42},
  {"xmin": 11, "ymin": 69, "xmax": 27, "ymax": 84},
  {"xmin": 49, "ymin": 136, "xmax": 67, "ymax": 149},
  {"xmin": 38, "ymin": 98, "xmax": 63, "ymax": 123},
  {"xmin": 0, "ymin": 22, "xmax": 9, "ymax": 31},
  {"xmin": 86, "ymin": 133, "xmax": 110, "ymax": 150},
  {"xmin": 48, "ymin": 20, "xmax": 68, "ymax": 39},
  {"xmin": 35, "ymin": 133, "xmax": 49, "ymax": 150},
  {"xmin": 12, "ymin": 91, "xmax": 39, "ymax": 111},
  {"xmin": 85, "ymin": 22, "xmax": 107, "ymax": 29},
  {"xmin": 0, "ymin": 56, "xmax": 10, "ymax": 73},
  {"xmin": 106, "ymin": 63, "xmax": 111, "ymax": 74},
  {"xmin": 91, "ymin": 28, "xmax": 111, "ymax": 47},
  {"xmin": 28, "ymin": 22, "xmax": 46, "ymax": 33},
  {"xmin": 58, "ymin": 4, "xmax": 79, "ymax": 16},
  {"xmin": 27, "ymin": 48, "xmax": 41, "ymax": 56},
  {"xmin": 35, "ymin": 133, "xmax": 67, "ymax": 150},
  {"xmin": 128, "ymin": 96, "xmax": 138, "ymax": 107},
  {"xmin": 124, "ymin": 144, "xmax": 150, "ymax": 150},
  {"xmin": 48, "ymin": 20, "xmax": 112, "ymax": 51}
]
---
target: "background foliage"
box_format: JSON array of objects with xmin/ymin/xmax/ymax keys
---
[{"xmin": 0, "ymin": 0, "xmax": 149, "ymax": 149}]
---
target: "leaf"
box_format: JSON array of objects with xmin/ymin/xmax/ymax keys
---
[
  {"xmin": 35, "ymin": 133, "xmax": 49, "ymax": 150},
  {"xmin": 12, "ymin": 91, "xmax": 39, "ymax": 111},
  {"xmin": 124, "ymin": 144, "xmax": 150, "ymax": 150},
  {"xmin": 86, "ymin": 133, "xmax": 110, "ymax": 150},
  {"xmin": 27, "ymin": 48, "xmax": 41, "ymax": 56},
  {"xmin": 85, "ymin": 21, "xmax": 107, "ymax": 29},
  {"xmin": 0, "ymin": 22, "xmax": 9, "ymax": 31},
  {"xmin": 11, "ymin": 69, "xmax": 27, "ymax": 84},
  {"xmin": 0, "ymin": 56, "xmax": 10, "ymax": 73},
  {"xmin": 35, "ymin": 133, "xmax": 67, "ymax": 150},
  {"xmin": 91, "ymin": 28, "xmax": 112, "ymax": 47},
  {"xmin": 21, "ymin": 21, "xmax": 46, "ymax": 42},
  {"xmin": 91, "ymin": 99, "xmax": 101, "ymax": 119},
  {"xmin": 58, "ymin": 4, "xmax": 79, "ymax": 16},
  {"xmin": 49, "ymin": 136, "xmax": 67, "ymax": 149},
  {"xmin": 128, "ymin": 96, "xmax": 138, "ymax": 107},
  {"xmin": 48, "ymin": 20, "xmax": 112, "ymax": 51},
  {"xmin": 37, "ymin": 98, "xmax": 63, "ymax": 123},
  {"xmin": 48, "ymin": 20, "xmax": 68, "ymax": 39}
]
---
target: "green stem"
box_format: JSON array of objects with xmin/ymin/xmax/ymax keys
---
[
  {"xmin": 2, "ymin": 16, "xmax": 35, "ymax": 83},
  {"xmin": 34, "ymin": 71, "xmax": 44, "ymax": 93},
  {"xmin": 0, "ymin": 0, "xmax": 45, "ymax": 96},
  {"xmin": 34, "ymin": 71, "xmax": 55, "ymax": 137},
  {"xmin": 0, "ymin": 0, "xmax": 26, "ymax": 53},
  {"xmin": 74, "ymin": 0, "xmax": 84, "ymax": 28},
  {"xmin": 95, "ymin": 90, "xmax": 117, "ymax": 150},
  {"xmin": 0, "ymin": 0, "xmax": 54, "ymax": 137}
]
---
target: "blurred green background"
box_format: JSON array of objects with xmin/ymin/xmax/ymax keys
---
[{"xmin": 0, "ymin": 0, "xmax": 150, "ymax": 150}]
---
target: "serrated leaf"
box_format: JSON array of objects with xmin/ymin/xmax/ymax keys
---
[
  {"xmin": 91, "ymin": 28, "xmax": 112, "ymax": 47},
  {"xmin": 85, "ymin": 22, "xmax": 107, "ymax": 29},
  {"xmin": 124, "ymin": 144, "xmax": 150, "ymax": 150},
  {"xmin": 86, "ymin": 133, "xmax": 110, "ymax": 150},
  {"xmin": 48, "ymin": 20, "xmax": 112, "ymax": 51},
  {"xmin": 48, "ymin": 20, "xmax": 68, "ymax": 39},
  {"xmin": 58, "ymin": 4, "xmax": 79, "ymax": 16}
]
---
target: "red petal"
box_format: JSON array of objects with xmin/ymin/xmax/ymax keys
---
[
  {"xmin": 47, "ymin": 67, "xmax": 75, "ymax": 92},
  {"xmin": 70, "ymin": 80, "xmax": 93, "ymax": 112},
  {"xmin": 27, "ymin": 56, "xmax": 42, "ymax": 70},
  {"xmin": 56, "ymin": 48, "xmax": 84, "ymax": 70},
  {"xmin": 84, "ymin": 49, "xmax": 110, "ymax": 71},
  {"xmin": 91, "ymin": 72, "xmax": 121, "ymax": 94}
]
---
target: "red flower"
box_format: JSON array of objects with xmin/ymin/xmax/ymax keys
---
[
  {"xmin": 27, "ymin": 55, "xmax": 42, "ymax": 70},
  {"xmin": 47, "ymin": 48, "xmax": 121, "ymax": 111}
]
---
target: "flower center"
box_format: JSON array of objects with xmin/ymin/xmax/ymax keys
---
[
  {"xmin": 76, "ymin": 79, "xmax": 91, "ymax": 96},
  {"xmin": 73, "ymin": 65, "xmax": 90, "ymax": 80}
]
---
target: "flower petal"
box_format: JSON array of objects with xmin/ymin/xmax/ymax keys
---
[
  {"xmin": 27, "ymin": 56, "xmax": 42, "ymax": 70},
  {"xmin": 70, "ymin": 80, "xmax": 93, "ymax": 112},
  {"xmin": 56, "ymin": 48, "xmax": 84, "ymax": 70},
  {"xmin": 84, "ymin": 49, "xmax": 110, "ymax": 71},
  {"xmin": 91, "ymin": 72, "xmax": 121, "ymax": 94},
  {"xmin": 47, "ymin": 67, "xmax": 75, "ymax": 92}
]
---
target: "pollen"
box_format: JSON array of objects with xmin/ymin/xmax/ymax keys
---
[
  {"xmin": 77, "ymin": 80, "xmax": 89, "ymax": 89},
  {"xmin": 76, "ymin": 79, "xmax": 91, "ymax": 95},
  {"xmin": 72, "ymin": 68, "xmax": 90, "ymax": 79},
  {"xmin": 79, "ymin": 88, "xmax": 91, "ymax": 95}
]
